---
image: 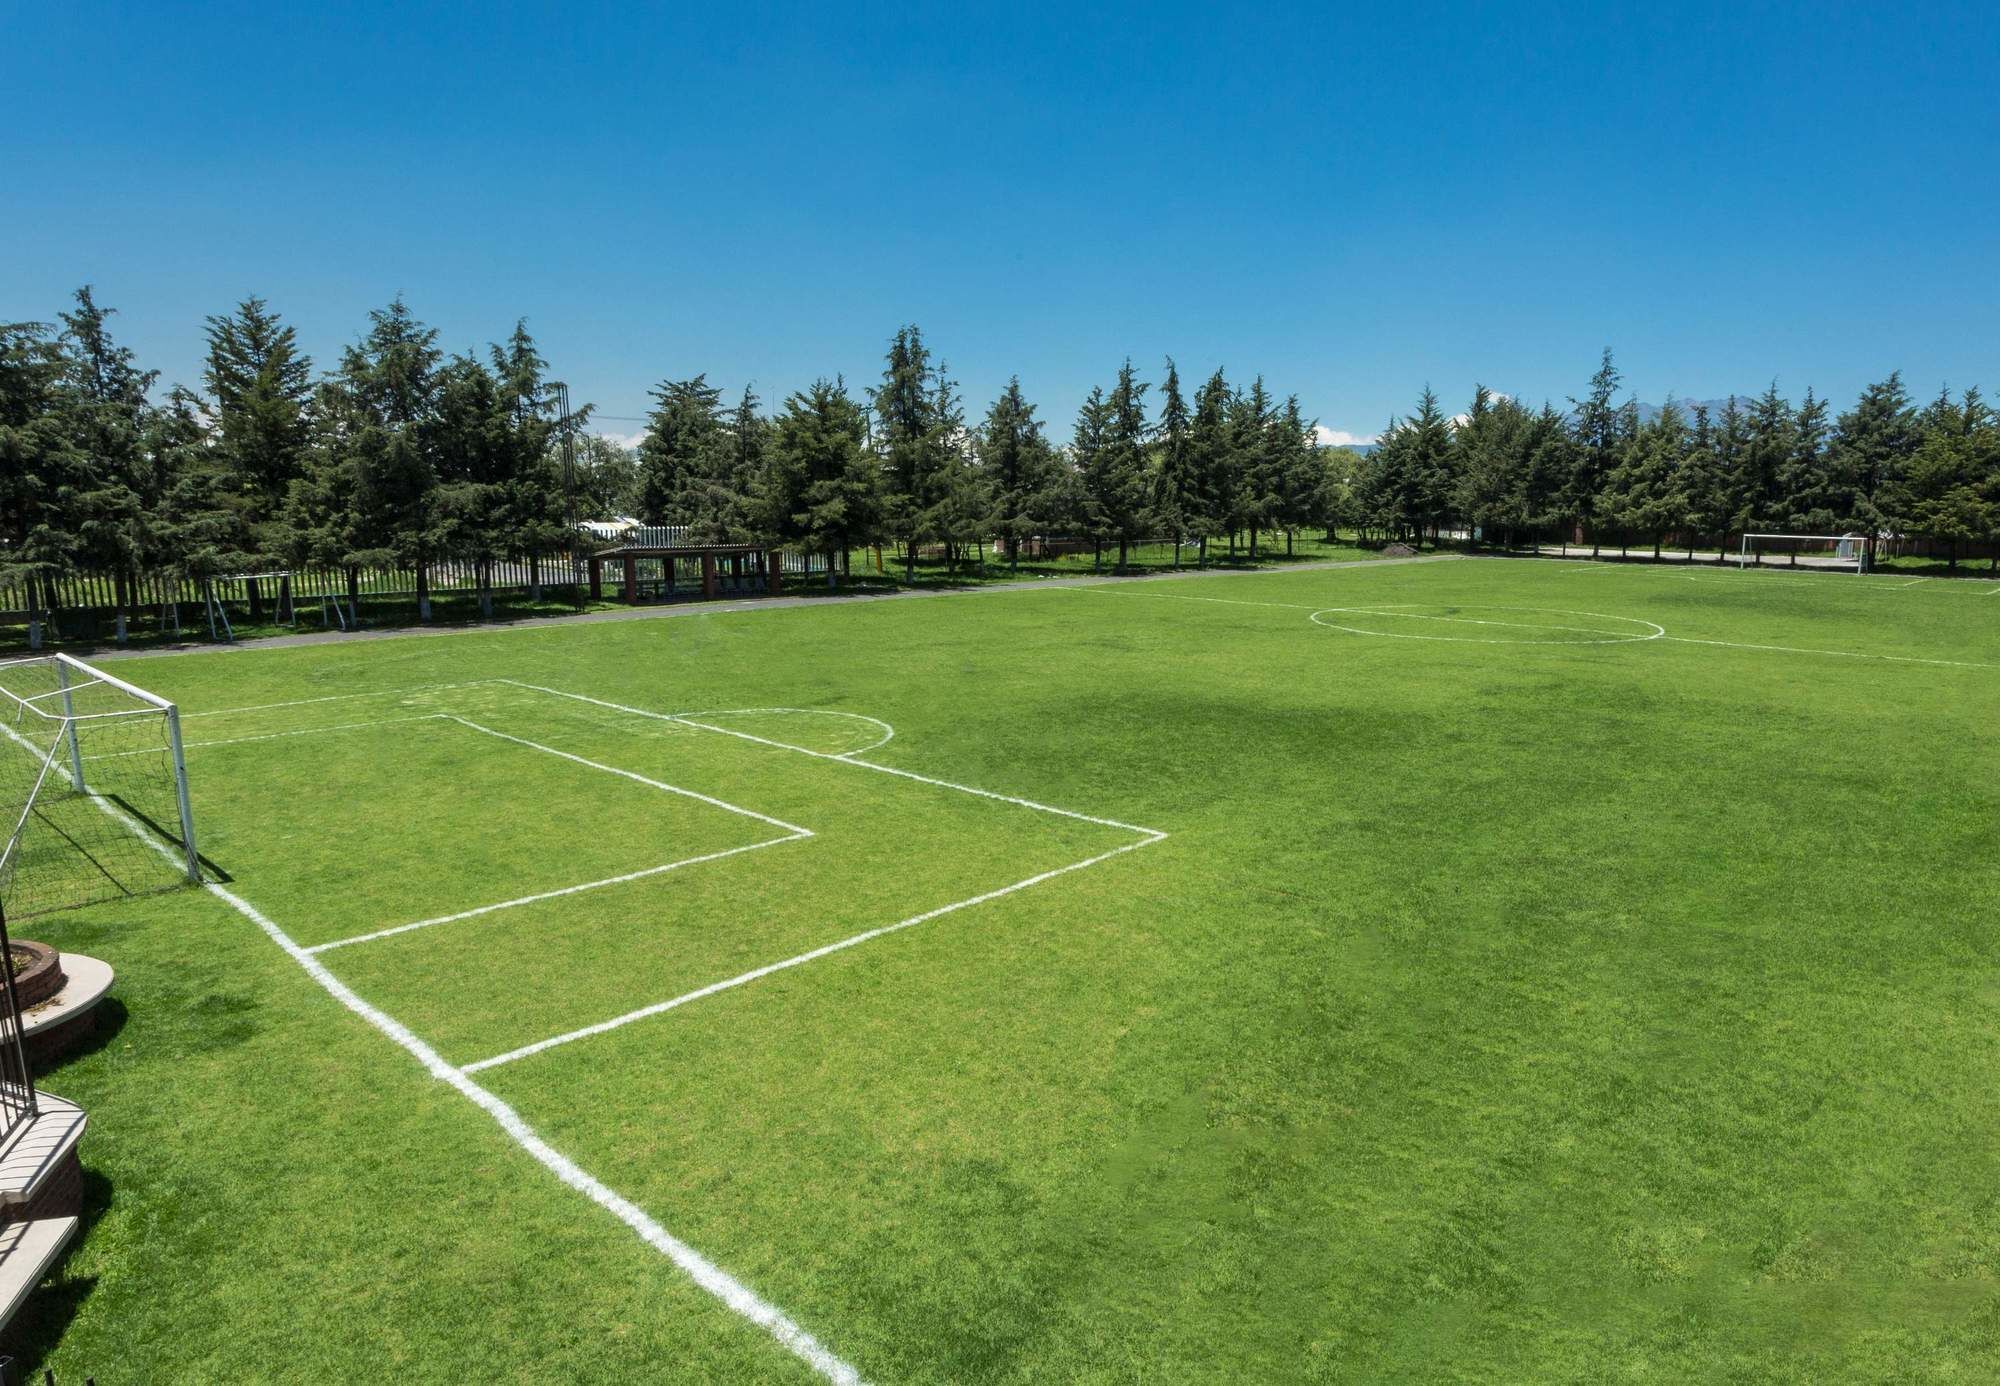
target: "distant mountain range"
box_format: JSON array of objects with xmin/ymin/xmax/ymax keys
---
[
  {"xmin": 1324, "ymin": 395, "xmax": 1758, "ymax": 454},
  {"xmin": 1629, "ymin": 396, "xmax": 1756, "ymax": 425}
]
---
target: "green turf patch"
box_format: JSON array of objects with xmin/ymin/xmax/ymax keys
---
[{"xmin": 15, "ymin": 556, "xmax": 2000, "ymax": 1381}]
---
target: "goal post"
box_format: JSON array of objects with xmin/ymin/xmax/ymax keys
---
[
  {"xmin": 1737, "ymin": 533, "xmax": 1869, "ymax": 573},
  {"xmin": 0, "ymin": 653, "xmax": 200, "ymax": 919}
]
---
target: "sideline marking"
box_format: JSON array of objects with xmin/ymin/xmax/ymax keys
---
[
  {"xmin": 1659, "ymin": 635, "xmax": 1999, "ymax": 670},
  {"xmin": 16, "ymin": 716, "xmax": 867, "ymax": 1386}
]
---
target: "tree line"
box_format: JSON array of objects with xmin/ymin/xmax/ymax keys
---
[
  {"xmin": 1356, "ymin": 350, "xmax": 2000, "ymax": 566},
  {"xmin": 2, "ymin": 289, "xmax": 571, "ymax": 618},
  {"xmin": 8, "ymin": 291, "xmax": 1997, "ymax": 629},
  {"xmin": 635, "ymin": 327, "xmax": 1331, "ymax": 581},
  {"xmin": 1, "ymin": 292, "xmax": 1342, "ymax": 615}
]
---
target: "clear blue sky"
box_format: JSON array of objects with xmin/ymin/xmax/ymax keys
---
[{"xmin": 5, "ymin": 1, "xmax": 1997, "ymax": 444}]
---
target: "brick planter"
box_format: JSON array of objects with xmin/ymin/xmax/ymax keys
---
[
  {"xmin": 13, "ymin": 951, "xmax": 114, "ymax": 1067},
  {"xmin": 6, "ymin": 942, "xmax": 63, "ymax": 1011}
]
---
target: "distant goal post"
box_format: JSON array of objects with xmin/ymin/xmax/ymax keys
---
[
  {"xmin": 1737, "ymin": 533, "xmax": 1869, "ymax": 573},
  {"xmin": 0, "ymin": 653, "xmax": 200, "ymax": 919}
]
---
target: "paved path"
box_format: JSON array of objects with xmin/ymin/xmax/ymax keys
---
[{"xmin": 86, "ymin": 552, "xmax": 1467, "ymax": 663}]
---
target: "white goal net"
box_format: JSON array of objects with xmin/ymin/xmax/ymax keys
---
[
  {"xmin": 0, "ymin": 654, "xmax": 200, "ymax": 919},
  {"xmin": 1737, "ymin": 533, "xmax": 1868, "ymax": 572}
]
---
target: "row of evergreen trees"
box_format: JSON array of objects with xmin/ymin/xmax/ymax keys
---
[
  {"xmin": 635, "ymin": 325, "xmax": 1330, "ymax": 576},
  {"xmin": 2, "ymin": 289, "xmax": 571, "ymax": 615},
  {"xmin": 1358, "ymin": 351, "xmax": 2000, "ymax": 562},
  {"xmin": 8, "ymin": 291, "xmax": 1995, "ymax": 619},
  {"xmin": 1, "ymin": 292, "xmax": 1338, "ymax": 611}
]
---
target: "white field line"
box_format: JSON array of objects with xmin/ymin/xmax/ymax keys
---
[
  {"xmin": 676, "ymin": 707, "xmax": 896, "ymax": 756},
  {"xmin": 496, "ymin": 680, "xmax": 1163, "ymax": 836},
  {"xmin": 306, "ymin": 833, "xmax": 805, "ymax": 954},
  {"xmin": 463, "ymin": 832, "xmax": 1163, "ymax": 1074},
  {"xmin": 51, "ymin": 721, "xmax": 866, "ymax": 1385},
  {"xmin": 1316, "ymin": 607, "xmax": 1650, "ymax": 638},
  {"xmin": 443, "ymin": 716, "xmax": 812, "ymax": 837},
  {"xmin": 1659, "ymin": 635, "xmax": 1999, "ymax": 670},
  {"xmin": 185, "ymin": 680, "xmax": 487, "ymax": 719},
  {"xmin": 455, "ymin": 679, "xmax": 1166, "ymax": 1066},
  {"xmin": 83, "ymin": 714, "xmax": 447, "ymax": 759},
  {"xmin": 1073, "ymin": 588, "xmax": 1323, "ymax": 612}
]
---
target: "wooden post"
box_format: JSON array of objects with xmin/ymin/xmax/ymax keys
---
[
  {"xmin": 767, "ymin": 549, "xmax": 782, "ymax": 594},
  {"xmin": 588, "ymin": 554, "xmax": 603, "ymax": 602},
  {"xmin": 621, "ymin": 556, "xmax": 637, "ymax": 603},
  {"xmin": 701, "ymin": 553, "xmax": 717, "ymax": 598}
]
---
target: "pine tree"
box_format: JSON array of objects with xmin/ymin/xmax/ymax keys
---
[
  {"xmin": 728, "ymin": 385, "xmax": 771, "ymax": 539},
  {"xmin": 1230, "ymin": 378, "xmax": 1275, "ymax": 556},
  {"xmin": 202, "ymin": 296, "xmax": 312, "ymax": 535},
  {"xmin": 1602, "ymin": 399, "xmax": 1690, "ymax": 557},
  {"xmin": 1188, "ymin": 368, "xmax": 1233, "ymax": 562},
  {"xmin": 1831, "ymin": 373, "xmax": 1919, "ymax": 551},
  {"xmin": 1893, "ymin": 388, "xmax": 1998, "ymax": 568},
  {"xmin": 766, "ymin": 378, "xmax": 879, "ymax": 585},
  {"xmin": 1454, "ymin": 388, "xmax": 1540, "ymax": 548},
  {"xmin": 1405, "ymin": 386, "xmax": 1456, "ymax": 543},
  {"xmin": 1566, "ymin": 348, "xmax": 1624, "ymax": 555},
  {"xmin": 1739, "ymin": 381, "xmax": 1795, "ymax": 533},
  {"xmin": 1711, "ymin": 397, "xmax": 1753, "ymax": 552},
  {"xmin": 977, "ymin": 377, "xmax": 1058, "ymax": 571},
  {"xmin": 490, "ymin": 323, "xmax": 573, "ymax": 597},
  {"xmin": 55, "ymin": 287, "xmax": 162, "ymax": 614},
  {"xmin": 637, "ymin": 375, "xmax": 728, "ymax": 530},
  {"xmin": 0, "ymin": 319, "xmax": 86, "ymax": 630},
  {"xmin": 924, "ymin": 361, "xmax": 991, "ymax": 570},
  {"xmin": 1084, "ymin": 360, "xmax": 1152, "ymax": 568},
  {"xmin": 873, "ymin": 325, "xmax": 959, "ymax": 578},
  {"xmin": 1777, "ymin": 388, "xmax": 1836, "ymax": 532},
  {"xmin": 1677, "ymin": 404, "xmax": 1728, "ymax": 560},
  {"xmin": 1151, "ymin": 359, "xmax": 1196, "ymax": 565},
  {"xmin": 319, "ymin": 296, "xmax": 443, "ymax": 616},
  {"xmin": 1069, "ymin": 385, "xmax": 1111, "ymax": 569},
  {"xmin": 1270, "ymin": 395, "xmax": 1321, "ymax": 555}
]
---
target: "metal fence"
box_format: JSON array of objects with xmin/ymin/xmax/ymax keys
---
[{"xmin": 0, "ymin": 905, "xmax": 38, "ymax": 1151}]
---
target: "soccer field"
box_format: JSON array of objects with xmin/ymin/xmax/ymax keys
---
[{"xmin": 16, "ymin": 555, "xmax": 2000, "ymax": 1381}]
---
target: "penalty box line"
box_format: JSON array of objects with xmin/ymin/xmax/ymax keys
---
[
  {"xmin": 57, "ymin": 745, "xmax": 865, "ymax": 1386},
  {"xmin": 456, "ymin": 681, "xmax": 1168, "ymax": 1073},
  {"xmin": 303, "ymin": 715, "xmax": 813, "ymax": 955}
]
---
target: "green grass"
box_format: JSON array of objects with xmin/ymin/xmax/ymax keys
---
[
  {"xmin": 9, "ymin": 554, "xmax": 2000, "ymax": 1381},
  {"xmin": 0, "ymin": 532, "xmax": 1388, "ymax": 656}
]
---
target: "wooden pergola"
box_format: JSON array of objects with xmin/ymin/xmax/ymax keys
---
[{"xmin": 585, "ymin": 543, "xmax": 783, "ymax": 603}]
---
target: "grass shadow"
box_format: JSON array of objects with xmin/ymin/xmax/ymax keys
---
[{"xmin": 0, "ymin": 1167, "xmax": 114, "ymax": 1376}]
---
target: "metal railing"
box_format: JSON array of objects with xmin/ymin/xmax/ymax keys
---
[{"xmin": 0, "ymin": 902, "xmax": 39, "ymax": 1150}]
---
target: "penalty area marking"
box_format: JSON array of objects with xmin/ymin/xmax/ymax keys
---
[
  {"xmin": 26, "ymin": 697, "xmax": 870, "ymax": 1383},
  {"xmin": 1309, "ymin": 605, "xmax": 1666, "ymax": 645},
  {"xmin": 451, "ymin": 679, "xmax": 1166, "ymax": 1071}
]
